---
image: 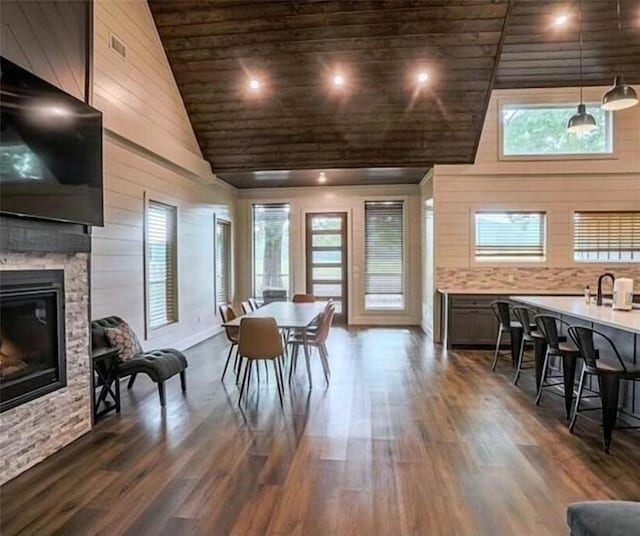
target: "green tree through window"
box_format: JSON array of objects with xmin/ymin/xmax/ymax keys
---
[
  {"xmin": 502, "ymin": 104, "xmax": 612, "ymax": 156},
  {"xmin": 253, "ymin": 204, "xmax": 290, "ymax": 297}
]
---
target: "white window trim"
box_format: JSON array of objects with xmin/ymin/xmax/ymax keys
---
[
  {"xmin": 496, "ymin": 97, "xmax": 617, "ymax": 162},
  {"xmin": 143, "ymin": 192, "xmax": 179, "ymax": 339},
  {"xmin": 214, "ymin": 214, "xmax": 233, "ymax": 307},
  {"xmin": 363, "ymin": 196, "xmax": 409, "ymax": 314},
  {"xmin": 250, "ymin": 201, "xmax": 293, "ymax": 299},
  {"xmin": 469, "ymin": 206, "xmax": 549, "ymax": 267}
]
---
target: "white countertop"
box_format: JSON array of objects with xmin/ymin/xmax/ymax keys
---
[{"xmin": 510, "ymin": 296, "xmax": 640, "ymax": 335}]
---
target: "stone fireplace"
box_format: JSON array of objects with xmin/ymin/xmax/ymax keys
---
[
  {"xmin": 0, "ymin": 252, "xmax": 91, "ymax": 485},
  {"xmin": 1, "ymin": 270, "xmax": 66, "ymax": 413}
]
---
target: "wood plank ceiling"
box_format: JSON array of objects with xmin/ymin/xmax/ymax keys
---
[
  {"xmin": 149, "ymin": 0, "xmax": 639, "ymax": 188},
  {"xmin": 496, "ymin": 0, "xmax": 640, "ymax": 89}
]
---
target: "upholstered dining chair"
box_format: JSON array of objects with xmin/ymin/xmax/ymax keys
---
[
  {"xmin": 241, "ymin": 301, "xmax": 252, "ymax": 315},
  {"xmin": 219, "ymin": 304, "xmax": 239, "ymax": 381},
  {"xmin": 237, "ymin": 317, "xmax": 286, "ymax": 405},
  {"xmin": 248, "ymin": 297, "xmax": 259, "ymax": 310},
  {"xmin": 288, "ymin": 301, "xmax": 335, "ymax": 386},
  {"xmin": 292, "ymin": 293, "xmax": 316, "ymax": 303}
]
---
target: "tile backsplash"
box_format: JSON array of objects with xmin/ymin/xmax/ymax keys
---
[{"xmin": 437, "ymin": 266, "xmax": 640, "ymax": 293}]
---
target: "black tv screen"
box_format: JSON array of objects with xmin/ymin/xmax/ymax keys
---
[{"xmin": 0, "ymin": 57, "xmax": 103, "ymax": 226}]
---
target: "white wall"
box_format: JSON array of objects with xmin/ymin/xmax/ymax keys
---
[
  {"xmin": 434, "ymin": 86, "xmax": 640, "ymax": 284},
  {"xmin": 420, "ymin": 173, "xmax": 435, "ymax": 337},
  {"xmin": 91, "ymin": 0, "xmax": 236, "ymax": 350},
  {"xmin": 236, "ymin": 184, "xmax": 423, "ymax": 325}
]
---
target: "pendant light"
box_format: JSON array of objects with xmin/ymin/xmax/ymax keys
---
[
  {"xmin": 567, "ymin": 0, "xmax": 597, "ymax": 135},
  {"xmin": 601, "ymin": 0, "xmax": 638, "ymax": 111}
]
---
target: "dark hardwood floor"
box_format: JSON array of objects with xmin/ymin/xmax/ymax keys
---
[{"xmin": 2, "ymin": 327, "xmax": 640, "ymax": 535}]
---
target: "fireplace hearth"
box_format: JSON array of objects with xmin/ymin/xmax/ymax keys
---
[{"xmin": 0, "ymin": 270, "xmax": 66, "ymax": 412}]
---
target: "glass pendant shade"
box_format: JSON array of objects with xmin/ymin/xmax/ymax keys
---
[
  {"xmin": 567, "ymin": 103, "xmax": 597, "ymax": 134},
  {"xmin": 601, "ymin": 75, "xmax": 639, "ymax": 111}
]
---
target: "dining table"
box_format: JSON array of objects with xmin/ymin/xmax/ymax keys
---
[{"xmin": 221, "ymin": 301, "xmax": 326, "ymax": 386}]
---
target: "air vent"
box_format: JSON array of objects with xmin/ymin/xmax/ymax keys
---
[{"xmin": 109, "ymin": 33, "xmax": 127, "ymax": 59}]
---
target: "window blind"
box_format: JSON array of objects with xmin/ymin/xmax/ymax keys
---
[
  {"xmin": 216, "ymin": 219, "xmax": 231, "ymax": 305},
  {"xmin": 574, "ymin": 211, "xmax": 640, "ymax": 262},
  {"xmin": 364, "ymin": 201, "xmax": 404, "ymax": 309},
  {"xmin": 475, "ymin": 212, "xmax": 546, "ymax": 260},
  {"xmin": 146, "ymin": 201, "xmax": 177, "ymax": 330},
  {"xmin": 252, "ymin": 203, "xmax": 290, "ymax": 298}
]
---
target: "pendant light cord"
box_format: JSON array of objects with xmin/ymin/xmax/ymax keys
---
[
  {"xmin": 615, "ymin": 0, "xmax": 621, "ymax": 74},
  {"xmin": 578, "ymin": 0, "xmax": 584, "ymax": 104}
]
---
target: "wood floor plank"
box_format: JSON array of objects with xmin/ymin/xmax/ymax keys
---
[{"xmin": 2, "ymin": 327, "xmax": 640, "ymax": 536}]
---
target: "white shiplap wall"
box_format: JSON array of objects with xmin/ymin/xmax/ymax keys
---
[
  {"xmin": 236, "ymin": 184, "xmax": 423, "ymax": 325},
  {"xmin": 92, "ymin": 0, "xmax": 236, "ymax": 350},
  {"xmin": 434, "ymin": 86, "xmax": 640, "ymax": 272}
]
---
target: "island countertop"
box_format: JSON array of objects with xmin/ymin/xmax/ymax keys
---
[{"xmin": 510, "ymin": 296, "xmax": 640, "ymax": 335}]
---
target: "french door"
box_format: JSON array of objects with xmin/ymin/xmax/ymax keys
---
[{"xmin": 305, "ymin": 212, "xmax": 348, "ymax": 324}]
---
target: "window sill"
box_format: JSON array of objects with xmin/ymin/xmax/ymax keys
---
[{"xmin": 498, "ymin": 153, "xmax": 616, "ymax": 162}]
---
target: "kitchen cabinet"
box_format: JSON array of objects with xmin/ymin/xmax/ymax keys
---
[{"xmin": 447, "ymin": 295, "xmax": 500, "ymax": 348}]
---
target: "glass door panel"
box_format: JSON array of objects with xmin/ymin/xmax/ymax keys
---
[{"xmin": 306, "ymin": 213, "xmax": 347, "ymax": 324}]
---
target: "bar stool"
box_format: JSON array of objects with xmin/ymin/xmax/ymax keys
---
[
  {"xmin": 512, "ymin": 306, "xmax": 545, "ymax": 385},
  {"xmin": 535, "ymin": 315, "xmax": 580, "ymax": 419},
  {"xmin": 568, "ymin": 325, "xmax": 640, "ymax": 453},
  {"xmin": 490, "ymin": 301, "xmax": 521, "ymax": 371}
]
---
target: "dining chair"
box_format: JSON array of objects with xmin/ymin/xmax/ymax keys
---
[
  {"xmin": 288, "ymin": 301, "xmax": 335, "ymax": 386},
  {"xmin": 218, "ymin": 304, "xmax": 239, "ymax": 381},
  {"xmin": 237, "ymin": 317, "xmax": 286, "ymax": 405},
  {"xmin": 248, "ymin": 297, "xmax": 259, "ymax": 310},
  {"xmin": 241, "ymin": 301, "xmax": 252, "ymax": 315},
  {"xmin": 292, "ymin": 293, "xmax": 315, "ymax": 303}
]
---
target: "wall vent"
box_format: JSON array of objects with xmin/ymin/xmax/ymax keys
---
[{"xmin": 109, "ymin": 33, "xmax": 127, "ymax": 59}]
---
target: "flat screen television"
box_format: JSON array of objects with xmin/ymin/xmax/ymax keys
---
[{"xmin": 0, "ymin": 56, "xmax": 103, "ymax": 226}]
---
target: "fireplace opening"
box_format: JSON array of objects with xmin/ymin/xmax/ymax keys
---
[{"xmin": 0, "ymin": 270, "xmax": 66, "ymax": 412}]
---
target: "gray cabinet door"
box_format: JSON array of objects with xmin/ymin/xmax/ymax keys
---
[
  {"xmin": 449, "ymin": 309, "xmax": 477, "ymax": 346},
  {"xmin": 473, "ymin": 309, "xmax": 500, "ymax": 346}
]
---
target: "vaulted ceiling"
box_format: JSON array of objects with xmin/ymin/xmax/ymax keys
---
[
  {"xmin": 496, "ymin": 0, "xmax": 640, "ymax": 89},
  {"xmin": 149, "ymin": 0, "xmax": 640, "ymax": 188}
]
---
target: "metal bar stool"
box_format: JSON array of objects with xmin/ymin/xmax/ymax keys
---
[
  {"xmin": 534, "ymin": 314, "xmax": 581, "ymax": 419},
  {"xmin": 512, "ymin": 306, "xmax": 545, "ymax": 385},
  {"xmin": 568, "ymin": 325, "xmax": 640, "ymax": 453},
  {"xmin": 490, "ymin": 301, "xmax": 522, "ymax": 370}
]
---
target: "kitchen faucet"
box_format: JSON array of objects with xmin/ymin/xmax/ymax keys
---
[{"xmin": 596, "ymin": 273, "xmax": 615, "ymax": 306}]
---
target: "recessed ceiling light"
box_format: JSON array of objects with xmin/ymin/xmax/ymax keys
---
[
  {"xmin": 248, "ymin": 79, "xmax": 261, "ymax": 91},
  {"xmin": 318, "ymin": 172, "xmax": 327, "ymax": 183},
  {"xmin": 417, "ymin": 71, "xmax": 430, "ymax": 84},
  {"xmin": 554, "ymin": 14, "xmax": 569, "ymax": 26},
  {"xmin": 333, "ymin": 74, "xmax": 345, "ymax": 87}
]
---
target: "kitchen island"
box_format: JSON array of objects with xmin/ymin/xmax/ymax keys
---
[
  {"xmin": 510, "ymin": 296, "xmax": 640, "ymax": 335},
  {"xmin": 510, "ymin": 295, "xmax": 640, "ymax": 421}
]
